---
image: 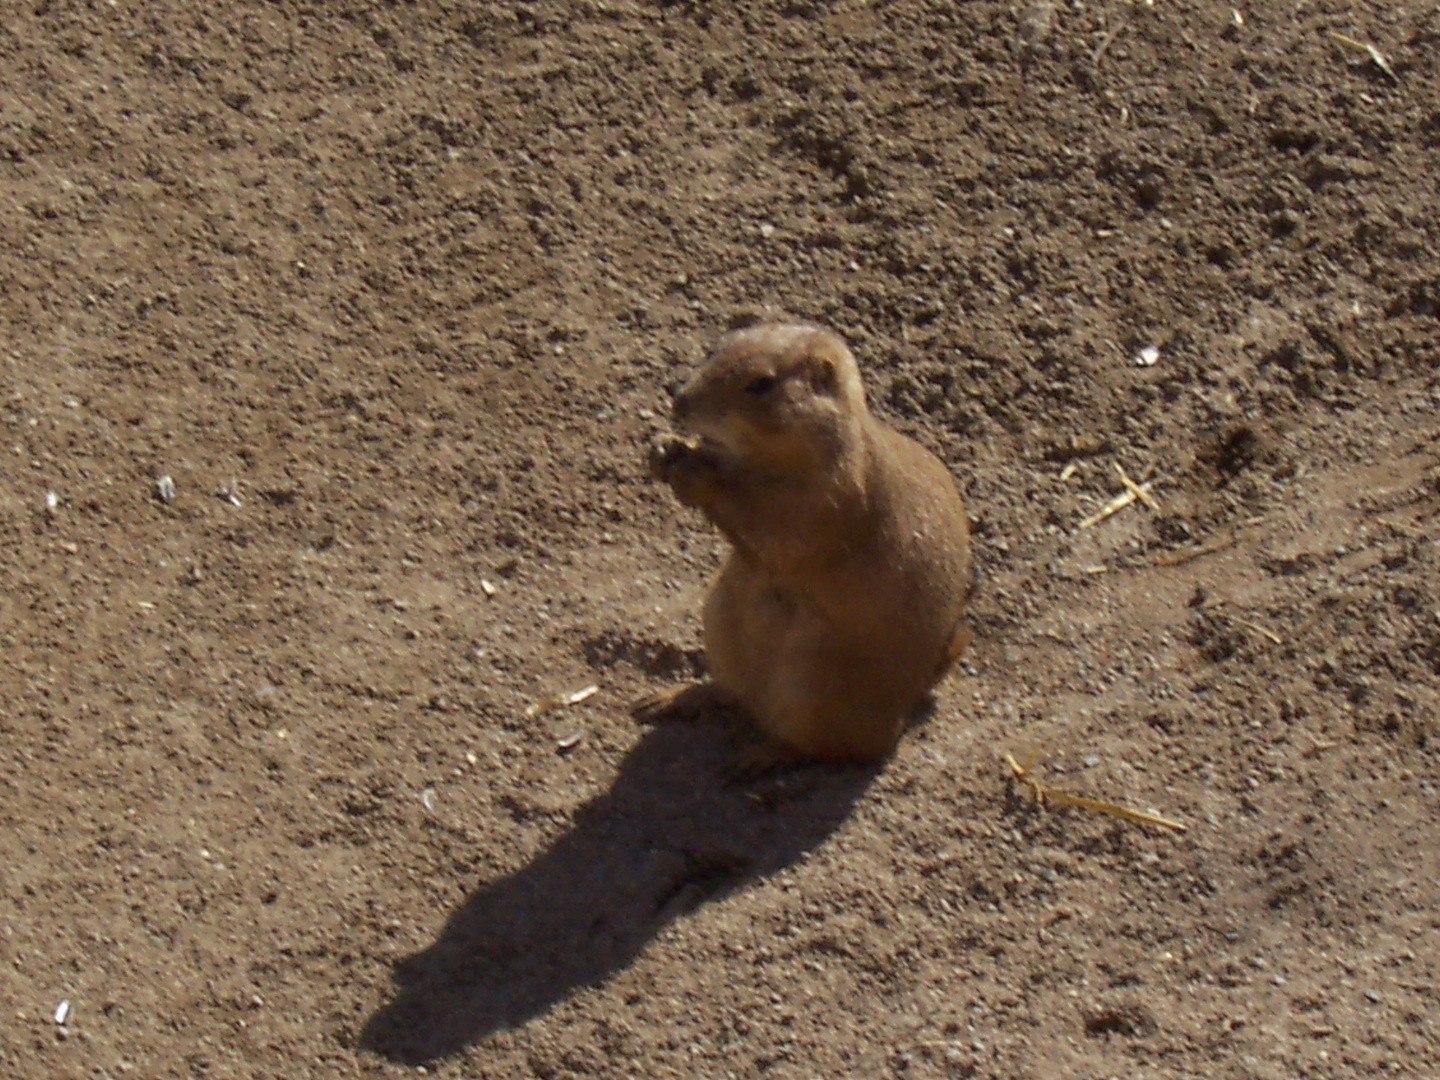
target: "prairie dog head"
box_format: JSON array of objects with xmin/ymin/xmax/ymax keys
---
[{"xmin": 671, "ymin": 324, "xmax": 869, "ymax": 473}]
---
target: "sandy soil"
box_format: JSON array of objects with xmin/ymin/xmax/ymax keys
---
[{"xmin": 2, "ymin": 1, "xmax": 1438, "ymax": 1077}]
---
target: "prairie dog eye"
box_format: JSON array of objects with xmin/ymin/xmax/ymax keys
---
[{"xmin": 744, "ymin": 374, "xmax": 777, "ymax": 396}]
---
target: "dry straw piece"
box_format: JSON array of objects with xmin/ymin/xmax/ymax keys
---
[
  {"xmin": 1231, "ymin": 616, "xmax": 1283, "ymax": 646},
  {"xmin": 524, "ymin": 683, "xmax": 600, "ymax": 719},
  {"xmin": 1005, "ymin": 753, "xmax": 1187, "ymax": 832},
  {"xmin": 1077, "ymin": 468, "xmax": 1162, "ymax": 530},
  {"xmin": 1114, "ymin": 462, "xmax": 1159, "ymax": 511},
  {"xmin": 1326, "ymin": 30, "xmax": 1398, "ymax": 83},
  {"xmin": 1152, "ymin": 531, "xmax": 1236, "ymax": 566}
]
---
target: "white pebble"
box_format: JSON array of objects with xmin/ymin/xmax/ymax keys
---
[
  {"xmin": 421, "ymin": 787, "xmax": 436, "ymax": 810},
  {"xmin": 564, "ymin": 684, "xmax": 599, "ymax": 706},
  {"xmin": 44, "ymin": 490, "xmax": 58, "ymax": 511},
  {"xmin": 156, "ymin": 475, "xmax": 176, "ymax": 503},
  {"xmin": 1135, "ymin": 344, "xmax": 1161, "ymax": 367},
  {"xmin": 54, "ymin": 1000, "xmax": 70, "ymax": 1025}
]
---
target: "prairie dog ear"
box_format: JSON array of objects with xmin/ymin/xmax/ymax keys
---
[
  {"xmin": 802, "ymin": 329, "xmax": 851, "ymax": 393},
  {"xmin": 806, "ymin": 352, "xmax": 837, "ymax": 392}
]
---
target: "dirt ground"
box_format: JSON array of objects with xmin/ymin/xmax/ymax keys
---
[{"xmin": 2, "ymin": 0, "xmax": 1438, "ymax": 1077}]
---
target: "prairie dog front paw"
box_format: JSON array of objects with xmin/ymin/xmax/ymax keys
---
[{"xmin": 648, "ymin": 433, "xmax": 701, "ymax": 481}]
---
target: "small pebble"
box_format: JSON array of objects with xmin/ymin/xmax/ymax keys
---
[
  {"xmin": 44, "ymin": 490, "xmax": 58, "ymax": 512},
  {"xmin": 1018, "ymin": 0, "xmax": 1054, "ymax": 47},
  {"xmin": 564, "ymin": 685, "xmax": 599, "ymax": 706},
  {"xmin": 156, "ymin": 475, "xmax": 176, "ymax": 503},
  {"xmin": 421, "ymin": 787, "xmax": 436, "ymax": 810},
  {"xmin": 54, "ymin": 1000, "xmax": 70, "ymax": 1025}
]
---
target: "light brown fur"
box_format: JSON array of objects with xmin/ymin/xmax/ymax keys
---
[{"xmin": 642, "ymin": 323, "xmax": 972, "ymax": 763}]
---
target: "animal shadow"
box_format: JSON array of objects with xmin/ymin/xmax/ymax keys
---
[{"xmin": 359, "ymin": 718, "xmax": 877, "ymax": 1065}]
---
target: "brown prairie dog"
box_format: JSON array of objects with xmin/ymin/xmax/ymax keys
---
[{"xmin": 645, "ymin": 323, "xmax": 972, "ymax": 763}]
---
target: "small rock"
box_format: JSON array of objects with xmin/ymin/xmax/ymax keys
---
[
  {"xmin": 54, "ymin": 1000, "xmax": 70, "ymax": 1025},
  {"xmin": 758, "ymin": 222, "xmax": 776, "ymax": 239},
  {"xmin": 156, "ymin": 475, "xmax": 176, "ymax": 503},
  {"xmin": 563, "ymin": 685, "xmax": 599, "ymax": 706},
  {"xmin": 1019, "ymin": 1, "xmax": 1055, "ymax": 48}
]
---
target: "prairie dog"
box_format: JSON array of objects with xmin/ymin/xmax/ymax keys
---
[{"xmin": 642, "ymin": 323, "xmax": 972, "ymax": 763}]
